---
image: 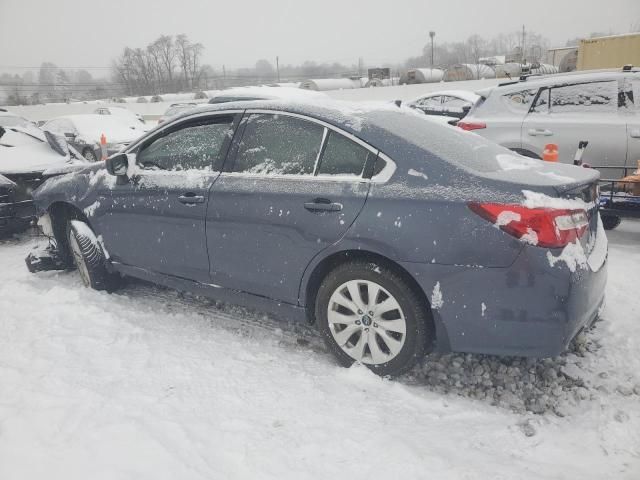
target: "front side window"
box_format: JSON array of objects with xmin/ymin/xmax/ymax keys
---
[
  {"xmin": 549, "ymin": 81, "xmax": 618, "ymax": 113},
  {"xmin": 137, "ymin": 117, "xmax": 233, "ymax": 171},
  {"xmin": 233, "ymin": 113, "xmax": 324, "ymax": 175},
  {"xmin": 316, "ymin": 131, "xmax": 374, "ymax": 177}
]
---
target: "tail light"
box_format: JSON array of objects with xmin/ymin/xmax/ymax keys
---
[
  {"xmin": 458, "ymin": 121, "xmax": 486, "ymax": 131},
  {"xmin": 468, "ymin": 202, "xmax": 589, "ymax": 248}
]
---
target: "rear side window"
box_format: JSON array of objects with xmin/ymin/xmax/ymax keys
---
[
  {"xmin": 316, "ymin": 131, "xmax": 374, "ymax": 177},
  {"xmin": 548, "ymin": 81, "xmax": 618, "ymax": 113},
  {"xmin": 501, "ymin": 89, "xmax": 538, "ymax": 112},
  {"xmin": 233, "ymin": 113, "xmax": 324, "ymax": 175},
  {"xmin": 137, "ymin": 117, "xmax": 233, "ymax": 171}
]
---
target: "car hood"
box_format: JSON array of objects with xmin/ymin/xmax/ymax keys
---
[
  {"xmin": 0, "ymin": 173, "xmax": 16, "ymax": 188},
  {"xmin": 0, "ymin": 127, "xmax": 84, "ymax": 175}
]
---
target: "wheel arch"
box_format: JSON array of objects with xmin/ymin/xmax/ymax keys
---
[
  {"xmin": 302, "ymin": 248, "xmax": 434, "ymax": 323},
  {"xmin": 47, "ymin": 201, "xmax": 92, "ymax": 260}
]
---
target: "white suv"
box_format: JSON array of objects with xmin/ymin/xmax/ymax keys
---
[{"xmin": 459, "ymin": 67, "xmax": 640, "ymax": 172}]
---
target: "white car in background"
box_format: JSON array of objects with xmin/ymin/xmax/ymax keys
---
[
  {"xmin": 407, "ymin": 90, "xmax": 480, "ymax": 120},
  {"xmin": 459, "ymin": 67, "xmax": 640, "ymax": 171},
  {"xmin": 94, "ymin": 106, "xmax": 147, "ymax": 129},
  {"xmin": 43, "ymin": 114, "xmax": 145, "ymax": 161}
]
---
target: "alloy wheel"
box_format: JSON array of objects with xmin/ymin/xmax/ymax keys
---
[{"xmin": 327, "ymin": 279, "xmax": 407, "ymax": 365}]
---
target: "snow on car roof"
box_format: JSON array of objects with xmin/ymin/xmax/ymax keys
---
[
  {"xmin": 172, "ymin": 98, "xmax": 596, "ymax": 185},
  {"xmin": 210, "ymin": 86, "xmax": 328, "ymax": 102}
]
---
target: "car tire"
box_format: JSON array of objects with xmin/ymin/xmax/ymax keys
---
[
  {"xmin": 315, "ymin": 261, "xmax": 432, "ymax": 377},
  {"xmin": 82, "ymin": 148, "xmax": 98, "ymax": 162},
  {"xmin": 601, "ymin": 215, "xmax": 622, "ymax": 230},
  {"xmin": 66, "ymin": 220, "xmax": 119, "ymax": 292}
]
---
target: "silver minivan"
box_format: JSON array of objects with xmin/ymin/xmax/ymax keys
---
[{"xmin": 460, "ymin": 67, "xmax": 640, "ymax": 174}]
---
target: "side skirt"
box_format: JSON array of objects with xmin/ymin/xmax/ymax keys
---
[{"xmin": 111, "ymin": 262, "xmax": 308, "ymax": 323}]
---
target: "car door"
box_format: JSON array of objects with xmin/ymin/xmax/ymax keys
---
[
  {"xmin": 206, "ymin": 111, "xmax": 376, "ymax": 304},
  {"xmin": 521, "ymin": 79, "xmax": 628, "ymax": 171},
  {"xmin": 92, "ymin": 113, "xmax": 238, "ymax": 282}
]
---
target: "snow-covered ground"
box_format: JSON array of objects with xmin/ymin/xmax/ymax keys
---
[{"xmin": 0, "ymin": 219, "xmax": 639, "ymax": 480}]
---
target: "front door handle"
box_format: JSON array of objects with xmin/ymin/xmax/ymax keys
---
[
  {"xmin": 630, "ymin": 128, "xmax": 640, "ymax": 139},
  {"xmin": 527, "ymin": 128, "xmax": 553, "ymax": 137},
  {"xmin": 178, "ymin": 193, "xmax": 205, "ymax": 205},
  {"xmin": 304, "ymin": 198, "xmax": 343, "ymax": 212}
]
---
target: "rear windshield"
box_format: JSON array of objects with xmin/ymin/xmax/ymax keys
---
[{"xmin": 364, "ymin": 108, "xmax": 506, "ymax": 173}]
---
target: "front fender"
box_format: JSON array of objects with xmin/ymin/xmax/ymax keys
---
[{"xmin": 33, "ymin": 163, "xmax": 109, "ymax": 216}]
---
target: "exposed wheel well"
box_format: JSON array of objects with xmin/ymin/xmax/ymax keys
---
[
  {"xmin": 48, "ymin": 202, "xmax": 91, "ymax": 264},
  {"xmin": 304, "ymin": 250, "xmax": 434, "ymax": 333}
]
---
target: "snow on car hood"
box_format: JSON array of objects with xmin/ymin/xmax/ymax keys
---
[{"xmin": 0, "ymin": 127, "xmax": 78, "ymax": 175}]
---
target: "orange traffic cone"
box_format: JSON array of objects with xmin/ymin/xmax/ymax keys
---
[
  {"xmin": 100, "ymin": 133, "xmax": 107, "ymax": 161},
  {"xmin": 542, "ymin": 144, "xmax": 558, "ymax": 162}
]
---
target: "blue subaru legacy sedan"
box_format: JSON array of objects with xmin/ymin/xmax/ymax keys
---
[{"xmin": 28, "ymin": 100, "xmax": 607, "ymax": 376}]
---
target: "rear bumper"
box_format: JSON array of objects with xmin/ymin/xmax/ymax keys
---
[{"xmin": 401, "ymin": 238, "xmax": 608, "ymax": 357}]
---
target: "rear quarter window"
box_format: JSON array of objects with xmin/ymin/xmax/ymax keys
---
[{"xmin": 500, "ymin": 89, "xmax": 538, "ymax": 113}]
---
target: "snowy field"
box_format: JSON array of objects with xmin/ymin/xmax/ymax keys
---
[
  {"xmin": 0, "ymin": 219, "xmax": 639, "ymax": 479},
  {"xmin": 8, "ymin": 78, "xmax": 501, "ymax": 122}
]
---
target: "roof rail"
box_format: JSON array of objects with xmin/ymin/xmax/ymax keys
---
[{"xmin": 622, "ymin": 64, "xmax": 633, "ymax": 72}]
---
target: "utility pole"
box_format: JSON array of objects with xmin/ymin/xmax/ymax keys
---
[
  {"xmin": 222, "ymin": 64, "xmax": 226, "ymax": 89},
  {"xmin": 429, "ymin": 31, "xmax": 436, "ymax": 68},
  {"xmin": 521, "ymin": 25, "xmax": 526, "ymax": 65},
  {"xmin": 276, "ymin": 56, "xmax": 280, "ymax": 83}
]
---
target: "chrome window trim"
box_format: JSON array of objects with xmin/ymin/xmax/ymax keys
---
[{"xmin": 126, "ymin": 107, "xmax": 397, "ymax": 184}]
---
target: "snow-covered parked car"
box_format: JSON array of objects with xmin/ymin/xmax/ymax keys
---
[
  {"xmin": 43, "ymin": 114, "xmax": 146, "ymax": 161},
  {"xmin": 407, "ymin": 90, "xmax": 480, "ymax": 120},
  {"xmin": 94, "ymin": 106, "xmax": 148, "ymax": 130},
  {"xmin": 27, "ymin": 100, "xmax": 607, "ymax": 376},
  {"xmin": 459, "ymin": 67, "xmax": 640, "ymax": 169},
  {"xmin": 0, "ymin": 108, "xmax": 32, "ymax": 128},
  {"xmin": 0, "ymin": 124, "xmax": 87, "ymax": 234}
]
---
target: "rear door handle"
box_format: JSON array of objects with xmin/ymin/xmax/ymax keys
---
[
  {"xmin": 304, "ymin": 198, "xmax": 343, "ymax": 212},
  {"xmin": 527, "ymin": 128, "xmax": 553, "ymax": 137},
  {"xmin": 178, "ymin": 193, "xmax": 205, "ymax": 205}
]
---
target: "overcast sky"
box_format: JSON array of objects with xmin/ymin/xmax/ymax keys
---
[{"xmin": 1, "ymin": 0, "xmax": 638, "ymax": 76}]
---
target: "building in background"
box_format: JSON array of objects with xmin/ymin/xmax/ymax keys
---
[{"xmin": 577, "ymin": 32, "xmax": 640, "ymax": 70}]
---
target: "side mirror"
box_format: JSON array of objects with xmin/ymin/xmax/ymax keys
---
[{"xmin": 106, "ymin": 153, "xmax": 129, "ymax": 176}]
